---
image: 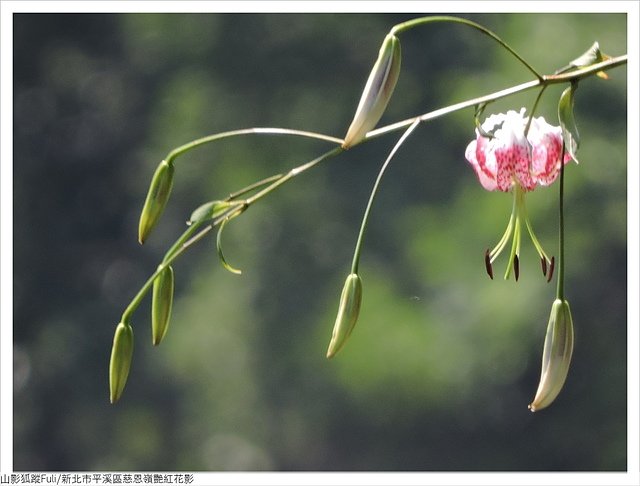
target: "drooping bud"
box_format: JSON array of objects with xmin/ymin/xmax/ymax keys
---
[
  {"xmin": 326, "ymin": 273, "xmax": 363, "ymax": 358},
  {"xmin": 528, "ymin": 299, "xmax": 574, "ymax": 412},
  {"xmin": 151, "ymin": 265, "xmax": 175, "ymax": 346},
  {"xmin": 342, "ymin": 34, "xmax": 401, "ymax": 149},
  {"xmin": 109, "ymin": 321, "xmax": 134, "ymax": 404},
  {"xmin": 138, "ymin": 160, "xmax": 175, "ymax": 244}
]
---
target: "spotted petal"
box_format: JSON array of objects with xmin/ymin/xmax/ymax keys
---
[
  {"xmin": 465, "ymin": 135, "xmax": 498, "ymax": 191},
  {"xmin": 492, "ymin": 127, "xmax": 533, "ymax": 192}
]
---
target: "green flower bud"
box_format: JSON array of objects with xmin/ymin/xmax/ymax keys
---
[
  {"xmin": 326, "ymin": 273, "xmax": 363, "ymax": 359},
  {"xmin": 138, "ymin": 160, "xmax": 175, "ymax": 244},
  {"xmin": 188, "ymin": 200, "xmax": 232, "ymax": 225},
  {"xmin": 151, "ymin": 265, "xmax": 175, "ymax": 346},
  {"xmin": 109, "ymin": 321, "xmax": 134, "ymax": 404},
  {"xmin": 342, "ymin": 34, "xmax": 401, "ymax": 149},
  {"xmin": 528, "ymin": 299, "xmax": 574, "ymax": 412}
]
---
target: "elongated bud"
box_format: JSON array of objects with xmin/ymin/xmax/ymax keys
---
[
  {"xmin": 342, "ymin": 34, "xmax": 401, "ymax": 149},
  {"xmin": 138, "ymin": 160, "xmax": 175, "ymax": 244},
  {"xmin": 188, "ymin": 200, "xmax": 232, "ymax": 225},
  {"xmin": 326, "ymin": 273, "xmax": 363, "ymax": 358},
  {"xmin": 528, "ymin": 299, "xmax": 574, "ymax": 412},
  {"xmin": 151, "ymin": 265, "xmax": 175, "ymax": 346},
  {"xmin": 109, "ymin": 321, "xmax": 134, "ymax": 404}
]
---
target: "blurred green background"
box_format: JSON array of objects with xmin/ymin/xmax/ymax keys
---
[{"xmin": 13, "ymin": 13, "xmax": 627, "ymax": 471}]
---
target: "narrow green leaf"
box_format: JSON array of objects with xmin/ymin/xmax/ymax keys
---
[
  {"xmin": 216, "ymin": 218, "xmax": 242, "ymax": 275},
  {"xmin": 558, "ymin": 83, "xmax": 580, "ymax": 162}
]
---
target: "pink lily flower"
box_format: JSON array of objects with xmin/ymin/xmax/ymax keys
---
[{"xmin": 465, "ymin": 108, "xmax": 574, "ymax": 280}]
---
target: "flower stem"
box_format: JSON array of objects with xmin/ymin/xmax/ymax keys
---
[
  {"xmin": 225, "ymin": 174, "xmax": 283, "ymax": 201},
  {"xmin": 556, "ymin": 145, "xmax": 566, "ymax": 300},
  {"xmin": 165, "ymin": 127, "xmax": 343, "ymax": 164},
  {"xmin": 350, "ymin": 119, "xmax": 421, "ymax": 274},
  {"xmin": 244, "ymin": 146, "xmax": 345, "ymax": 206},
  {"xmin": 121, "ymin": 146, "xmax": 345, "ymax": 323},
  {"xmin": 366, "ymin": 54, "xmax": 626, "ymax": 142},
  {"xmin": 524, "ymin": 86, "xmax": 547, "ymax": 138},
  {"xmin": 390, "ymin": 16, "xmax": 543, "ymax": 80},
  {"xmin": 121, "ymin": 220, "xmax": 208, "ymax": 324}
]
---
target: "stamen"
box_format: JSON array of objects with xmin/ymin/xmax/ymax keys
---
[
  {"xmin": 520, "ymin": 190, "xmax": 554, "ymax": 282},
  {"xmin": 485, "ymin": 249, "xmax": 494, "ymax": 280},
  {"xmin": 547, "ymin": 256, "xmax": 555, "ymax": 283},
  {"xmin": 514, "ymin": 254, "xmax": 520, "ymax": 281}
]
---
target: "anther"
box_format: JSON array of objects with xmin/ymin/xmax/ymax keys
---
[
  {"xmin": 547, "ymin": 256, "xmax": 555, "ymax": 283},
  {"xmin": 514, "ymin": 254, "xmax": 520, "ymax": 282},
  {"xmin": 541, "ymin": 256, "xmax": 548, "ymax": 277},
  {"xmin": 484, "ymin": 249, "xmax": 494, "ymax": 280}
]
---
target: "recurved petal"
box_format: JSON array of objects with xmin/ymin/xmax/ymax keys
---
[
  {"xmin": 465, "ymin": 136, "xmax": 498, "ymax": 191},
  {"xmin": 530, "ymin": 129, "xmax": 564, "ymax": 186}
]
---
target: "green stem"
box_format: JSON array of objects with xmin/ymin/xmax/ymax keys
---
[
  {"xmin": 244, "ymin": 146, "xmax": 345, "ymax": 206},
  {"xmin": 390, "ymin": 16, "xmax": 542, "ymax": 80},
  {"xmin": 543, "ymin": 54, "xmax": 627, "ymax": 82},
  {"xmin": 351, "ymin": 119, "xmax": 421, "ymax": 274},
  {"xmin": 524, "ymin": 85, "xmax": 547, "ymax": 137},
  {"xmin": 556, "ymin": 145, "xmax": 566, "ymax": 300},
  {"xmin": 158, "ymin": 55, "xmax": 626, "ymax": 171},
  {"xmin": 366, "ymin": 54, "xmax": 626, "ymax": 142},
  {"xmin": 121, "ymin": 147, "xmax": 345, "ymax": 323},
  {"xmin": 226, "ymin": 174, "xmax": 283, "ymax": 201},
  {"xmin": 162, "ymin": 220, "xmax": 206, "ymax": 262},
  {"xmin": 121, "ymin": 221, "xmax": 210, "ymax": 324},
  {"xmin": 166, "ymin": 127, "xmax": 343, "ymax": 163}
]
